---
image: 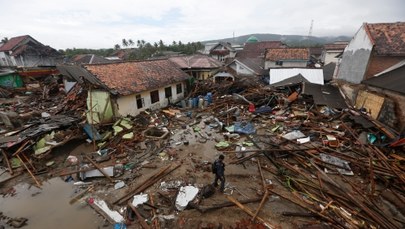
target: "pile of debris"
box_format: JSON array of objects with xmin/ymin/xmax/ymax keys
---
[{"xmin": 0, "ymin": 78, "xmax": 404, "ymax": 229}]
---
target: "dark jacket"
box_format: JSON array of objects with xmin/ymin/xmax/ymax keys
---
[{"xmin": 214, "ymin": 159, "xmax": 225, "ymax": 176}]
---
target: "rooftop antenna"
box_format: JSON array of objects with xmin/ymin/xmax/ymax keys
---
[
  {"xmin": 307, "ymin": 19, "xmax": 314, "ymax": 47},
  {"xmin": 233, "ymin": 31, "xmax": 235, "ymax": 43}
]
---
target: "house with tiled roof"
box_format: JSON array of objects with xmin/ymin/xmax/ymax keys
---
[
  {"xmin": 237, "ymin": 41, "xmax": 286, "ymax": 59},
  {"xmin": 58, "ymin": 59, "xmax": 190, "ymax": 120},
  {"xmin": 264, "ymin": 48, "xmax": 310, "ymax": 69},
  {"xmin": 0, "ymin": 35, "xmax": 61, "ymax": 67},
  {"xmin": 168, "ymin": 54, "xmax": 223, "ymax": 80},
  {"xmin": 227, "ymin": 57, "xmax": 265, "ymax": 77},
  {"xmin": 208, "ymin": 42, "xmax": 236, "ymax": 62},
  {"xmin": 321, "ymin": 41, "xmax": 348, "ymax": 64},
  {"xmin": 337, "ymin": 22, "xmax": 405, "ymax": 84}
]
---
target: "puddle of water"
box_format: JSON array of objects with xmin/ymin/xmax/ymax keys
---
[{"xmin": 0, "ymin": 178, "xmax": 104, "ymax": 229}]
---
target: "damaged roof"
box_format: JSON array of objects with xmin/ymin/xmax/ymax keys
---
[
  {"xmin": 365, "ymin": 22, "xmax": 405, "ymax": 56},
  {"xmin": 168, "ymin": 54, "xmax": 222, "ymax": 69},
  {"xmin": 231, "ymin": 57, "xmax": 265, "ymax": 76},
  {"xmin": 302, "ymin": 82, "xmax": 347, "ymax": 108},
  {"xmin": 265, "ymin": 48, "xmax": 310, "ymax": 61},
  {"xmin": 323, "ymin": 42, "xmax": 348, "ymax": 50},
  {"xmin": 0, "ymin": 35, "xmax": 30, "ymax": 52},
  {"xmin": 72, "ymin": 54, "xmax": 111, "ymax": 65},
  {"xmin": 237, "ymin": 41, "xmax": 286, "ymax": 58},
  {"xmin": 270, "ymin": 74, "xmax": 310, "ymax": 87},
  {"xmin": 270, "ymin": 68, "xmax": 324, "ymax": 85},
  {"xmin": 362, "ymin": 60, "xmax": 405, "ymax": 95},
  {"xmin": 84, "ymin": 59, "xmax": 190, "ymax": 95}
]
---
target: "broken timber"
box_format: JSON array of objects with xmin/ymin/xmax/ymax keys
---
[{"xmin": 84, "ymin": 154, "xmax": 114, "ymax": 183}]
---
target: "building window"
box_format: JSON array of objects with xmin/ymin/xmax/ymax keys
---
[
  {"xmin": 276, "ymin": 61, "xmax": 283, "ymax": 66},
  {"xmin": 176, "ymin": 83, "xmax": 182, "ymax": 94},
  {"xmin": 136, "ymin": 94, "xmax": 144, "ymax": 109},
  {"xmin": 165, "ymin": 86, "xmax": 172, "ymax": 98},
  {"xmin": 150, "ymin": 90, "xmax": 159, "ymax": 104}
]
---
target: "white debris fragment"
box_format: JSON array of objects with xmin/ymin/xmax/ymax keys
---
[
  {"xmin": 132, "ymin": 193, "xmax": 149, "ymax": 206},
  {"xmin": 93, "ymin": 199, "xmax": 124, "ymax": 223},
  {"xmin": 175, "ymin": 186, "xmax": 199, "ymax": 211}
]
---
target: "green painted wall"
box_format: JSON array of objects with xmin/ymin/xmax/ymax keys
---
[{"xmin": 0, "ymin": 73, "xmax": 23, "ymax": 88}]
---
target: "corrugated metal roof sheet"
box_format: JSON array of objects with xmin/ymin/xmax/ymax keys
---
[
  {"xmin": 269, "ymin": 68, "xmax": 324, "ymax": 85},
  {"xmin": 302, "ymin": 82, "xmax": 347, "ymax": 108},
  {"xmin": 362, "ymin": 60, "xmax": 405, "ymax": 95}
]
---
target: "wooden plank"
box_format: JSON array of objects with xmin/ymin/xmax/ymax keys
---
[
  {"xmin": 1, "ymin": 149, "xmax": 13, "ymax": 175},
  {"xmin": 226, "ymin": 195, "xmax": 275, "ymax": 229},
  {"xmin": 128, "ymin": 203, "xmax": 151, "ymax": 229},
  {"xmin": 252, "ymin": 189, "xmax": 269, "ymax": 222}
]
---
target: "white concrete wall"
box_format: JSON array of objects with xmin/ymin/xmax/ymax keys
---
[
  {"xmin": 116, "ymin": 81, "xmax": 186, "ymax": 116},
  {"xmin": 337, "ymin": 25, "xmax": 373, "ymax": 84},
  {"xmin": 265, "ymin": 61, "xmax": 307, "ymax": 69}
]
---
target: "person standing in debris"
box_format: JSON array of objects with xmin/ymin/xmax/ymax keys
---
[{"xmin": 212, "ymin": 154, "xmax": 225, "ymax": 192}]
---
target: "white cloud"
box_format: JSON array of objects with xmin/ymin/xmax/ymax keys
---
[{"xmin": 0, "ymin": 0, "xmax": 404, "ymax": 49}]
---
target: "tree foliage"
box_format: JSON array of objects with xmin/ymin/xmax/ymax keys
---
[{"xmin": 59, "ymin": 39, "xmax": 204, "ymax": 60}]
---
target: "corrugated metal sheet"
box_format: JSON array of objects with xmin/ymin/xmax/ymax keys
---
[{"xmin": 269, "ymin": 68, "xmax": 324, "ymax": 85}]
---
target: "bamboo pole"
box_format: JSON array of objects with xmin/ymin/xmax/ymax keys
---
[
  {"xmin": 16, "ymin": 154, "xmax": 41, "ymax": 187},
  {"xmin": 1, "ymin": 149, "xmax": 13, "ymax": 175},
  {"xmin": 252, "ymin": 189, "xmax": 269, "ymax": 222},
  {"xmin": 226, "ymin": 195, "xmax": 275, "ymax": 229}
]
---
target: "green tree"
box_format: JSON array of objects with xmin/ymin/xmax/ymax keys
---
[{"xmin": 122, "ymin": 39, "xmax": 128, "ymax": 47}]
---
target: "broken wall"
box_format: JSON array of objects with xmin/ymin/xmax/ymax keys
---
[
  {"xmin": 337, "ymin": 25, "xmax": 373, "ymax": 84},
  {"xmin": 87, "ymin": 90, "xmax": 114, "ymax": 124}
]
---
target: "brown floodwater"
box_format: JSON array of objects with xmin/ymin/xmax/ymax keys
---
[{"xmin": 0, "ymin": 178, "xmax": 105, "ymax": 229}]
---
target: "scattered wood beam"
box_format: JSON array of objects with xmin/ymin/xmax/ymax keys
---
[{"xmin": 84, "ymin": 154, "xmax": 114, "ymax": 183}]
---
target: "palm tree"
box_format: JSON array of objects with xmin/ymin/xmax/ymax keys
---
[
  {"xmin": 1, "ymin": 37, "xmax": 8, "ymax": 43},
  {"xmin": 122, "ymin": 39, "xmax": 128, "ymax": 47},
  {"xmin": 114, "ymin": 44, "xmax": 121, "ymax": 50},
  {"xmin": 128, "ymin": 39, "xmax": 134, "ymax": 47}
]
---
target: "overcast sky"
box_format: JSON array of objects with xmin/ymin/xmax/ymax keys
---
[{"xmin": 0, "ymin": 0, "xmax": 404, "ymax": 50}]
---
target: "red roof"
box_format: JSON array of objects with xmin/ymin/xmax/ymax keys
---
[
  {"xmin": 0, "ymin": 35, "xmax": 30, "ymax": 52},
  {"xmin": 84, "ymin": 59, "xmax": 190, "ymax": 95},
  {"xmin": 323, "ymin": 42, "xmax": 348, "ymax": 50},
  {"xmin": 265, "ymin": 48, "xmax": 310, "ymax": 61},
  {"xmin": 365, "ymin": 22, "xmax": 405, "ymax": 56},
  {"xmin": 238, "ymin": 41, "xmax": 286, "ymax": 58}
]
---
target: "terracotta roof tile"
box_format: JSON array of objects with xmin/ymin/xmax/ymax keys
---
[
  {"xmin": 84, "ymin": 59, "xmax": 190, "ymax": 95},
  {"xmin": 0, "ymin": 35, "xmax": 30, "ymax": 52},
  {"xmin": 265, "ymin": 48, "xmax": 310, "ymax": 61},
  {"xmin": 237, "ymin": 41, "xmax": 286, "ymax": 58},
  {"xmin": 169, "ymin": 54, "xmax": 222, "ymax": 69},
  {"xmin": 365, "ymin": 22, "xmax": 405, "ymax": 56}
]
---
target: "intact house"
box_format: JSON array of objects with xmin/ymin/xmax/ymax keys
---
[
  {"xmin": 57, "ymin": 59, "xmax": 190, "ymax": 123},
  {"xmin": 225, "ymin": 41, "xmax": 287, "ymax": 79},
  {"xmin": 227, "ymin": 57, "xmax": 265, "ymax": 77},
  {"xmin": 321, "ymin": 41, "xmax": 348, "ymax": 65},
  {"xmin": 207, "ymin": 42, "xmax": 236, "ymax": 62},
  {"xmin": 168, "ymin": 54, "xmax": 223, "ymax": 81},
  {"xmin": 337, "ymin": 22, "xmax": 405, "ymax": 84},
  {"xmin": 264, "ymin": 48, "xmax": 310, "ymax": 69},
  {"xmin": 0, "ymin": 35, "xmax": 61, "ymax": 67}
]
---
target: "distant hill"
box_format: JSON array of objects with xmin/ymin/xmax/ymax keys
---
[{"xmin": 202, "ymin": 33, "xmax": 351, "ymax": 47}]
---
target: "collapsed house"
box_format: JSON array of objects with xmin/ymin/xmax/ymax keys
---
[
  {"xmin": 168, "ymin": 54, "xmax": 223, "ymax": 81},
  {"xmin": 0, "ymin": 35, "xmax": 61, "ymax": 67}
]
